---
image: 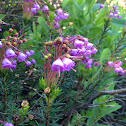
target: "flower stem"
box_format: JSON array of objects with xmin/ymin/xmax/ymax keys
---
[{"xmin": 46, "ymin": 98, "xmax": 50, "ymax": 126}]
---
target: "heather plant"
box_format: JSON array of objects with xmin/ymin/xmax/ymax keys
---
[{"xmin": 0, "ymin": 0, "xmax": 126, "ymax": 126}]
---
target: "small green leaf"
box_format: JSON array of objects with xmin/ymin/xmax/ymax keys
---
[
  {"xmin": 111, "ymin": 18, "xmax": 125, "ymax": 28},
  {"xmin": 100, "ymin": 48, "xmax": 111, "ymax": 63},
  {"xmin": 0, "ymin": 14, "xmax": 5, "ymax": 20}
]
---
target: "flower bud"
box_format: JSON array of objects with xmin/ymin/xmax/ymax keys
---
[
  {"xmin": 44, "ymin": 87, "xmax": 50, "ymax": 94},
  {"xmin": 44, "ymin": 42, "xmax": 48, "ymax": 46},
  {"xmin": 65, "ymin": 54, "xmax": 70, "ymax": 58},
  {"xmin": 9, "ymin": 28, "xmax": 13, "ymax": 33},
  {"xmin": 6, "ymin": 42, "xmax": 11, "ymax": 46},
  {"xmin": 18, "ymin": 40, "xmax": 23, "ymax": 44},
  {"xmin": 48, "ymin": 41, "xmax": 52, "ymax": 45},
  {"xmin": 7, "ymin": 36, "xmax": 11, "ymax": 39},
  {"xmin": 48, "ymin": 53, "xmax": 52, "ymax": 58},
  {"xmin": 1, "ymin": 39, "xmax": 5, "ymax": 43},
  {"xmin": 22, "ymin": 39, "xmax": 27, "ymax": 42},
  {"xmin": 44, "ymin": 55, "xmax": 48, "ymax": 59},
  {"xmin": 12, "ymin": 37, "xmax": 17, "ymax": 42},
  {"xmin": 12, "ymin": 42, "xmax": 17, "ymax": 46},
  {"xmin": 14, "ymin": 33, "xmax": 18, "ymax": 37}
]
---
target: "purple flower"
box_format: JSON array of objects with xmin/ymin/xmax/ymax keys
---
[
  {"xmin": 51, "ymin": 59, "xmax": 64, "ymax": 77},
  {"xmin": 33, "ymin": 3, "xmax": 40, "ymax": 10},
  {"xmin": 4, "ymin": 123, "xmax": 14, "ymax": 126},
  {"xmin": 25, "ymin": 61, "xmax": 31, "ymax": 66},
  {"xmin": 114, "ymin": 10, "xmax": 119, "ymax": 14},
  {"xmin": 31, "ymin": 8, "xmax": 37, "ymax": 15},
  {"xmin": 91, "ymin": 48, "xmax": 98, "ymax": 54},
  {"xmin": 17, "ymin": 53, "xmax": 27, "ymax": 62},
  {"xmin": 85, "ymin": 64, "xmax": 91, "ymax": 69},
  {"xmin": 116, "ymin": 61, "xmax": 122, "ymax": 66},
  {"xmin": 118, "ymin": 15, "xmax": 122, "ymax": 19},
  {"xmin": 43, "ymin": 5, "xmax": 49, "ymax": 12},
  {"xmin": 56, "ymin": 9, "xmax": 63, "ymax": 16},
  {"xmin": 100, "ymin": 4, "xmax": 104, "ymax": 8},
  {"xmin": 0, "ymin": 41, "xmax": 2, "ymax": 48},
  {"xmin": 5, "ymin": 48, "xmax": 16, "ymax": 58},
  {"xmin": 109, "ymin": 12, "xmax": 114, "ymax": 18},
  {"xmin": 82, "ymin": 56, "xmax": 89, "ymax": 64},
  {"xmin": 53, "ymin": 22, "xmax": 59, "ymax": 29},
  {"xmin": 114, "ymin": 67, "xmax": 120, "ymax": 73},
  {"xmin": 108, "ymin": 61, "xmax": 114, "ymax": 67},
  {"xmin": 31, "ymin": 59, "xmax": 36, "ymax": 64},
  {"xmin": 120, "ymin": 70, "xmax": 125, "ymax": 75},
  {"xmin": 70, "ymin": 49, "xmax": 79, "ymax": 56},
  {"xmin": 113, "ymin": 6, "xmax": 117, "ymax": 10},
  {"xmin": 94, "ymin": 62, "xmax": 99, "ymax": 67},
  {"xmin": 62, "ymin": 58, "xmax": 75, "ymax": 71},
  {"xmin": 0, "ymin": 29, "xmax": 2, "ymax": 31},
  {"xmin": 86, "ymin": 59, "xmax": 93, "ymax": 65},
  {"xmin": 11, "ymin": 60, "xmax": 17, "ymax": 65},
  {"xmin": 29, "ymin": 50, "xmax": 35, "ymax": 55},
  {"xmin": 25, "ymin": 0, "xmax": 31, "ymax": 2},
  {"xmin": 85, "ymin": 50, "xmax": 92, "ymax": 56},
  {"xmin": 2, "ymin": 58, "xmax": 12, "ymax": 69},
  {"xmin": 74, "ymin": 40, "xmax": 84, "ymax": 48},
  {"xmin": 11, "ymin": 65, "xmax": 16, "ymax": 70},
  {"xmin": 25, "ymin": 51, "xmax": 31, "ymax": 57},
  {"xmin": 113, "ymin": 14, "xmax": 118, "ymax": 18},
  {"xmin": 86, "ymin": 43, "xmax": 93, "ymax": 50},
  {"xmin": 63, "ymin": 12, "xmax": 69, "ymax": 20}
]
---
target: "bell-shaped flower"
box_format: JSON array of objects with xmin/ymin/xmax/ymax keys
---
[
  {"xmin": 2, "ymin": 58, "xmax": 12, "ymax": 69},
  {"xmin": 70, "ymin": 49, "xmax": 79, "ymax": 56},
  {"xmin": 0, "ymin": 41, "xmax": 2, "ymax": 48},
  {"xmin": 31, "ymin": 8, "xmax": 37, "ymax": 15},
  {"xmin": 108, "ymin": 61, "xmax": 114, "ymax": 67},
  {"xmin": 29, "ymin": 50, "xmax": 35, "ymax": 55},
  {"xmin": 86, "ymin": 43, "xmax": 93, "ymax": 50},
  {"xmin": 25, "ymin": 51, "xmax": 31, "ymax": 57},
  {"xmin": 4, "ymin": 123, "xmax": 14, "ymax": 126},
  {"xmin": 51, "ymin": 59, "xmax": 64, "ymax": 77},
  {"xmin": 5, "ymin": 48, "xmax": 16, "ymax": 58},
  {"xmin": 74, "ymin": 40, "xmax": 84, "ymax": 48},
  {"xmin": 43, "ymin": 5, "xmax": 49, "ymax": 12},
  {"xmin": 33, "ymin": 3, "xmax": 40, "ymax": 10},
  {"xmin": 17, "ymin": 53, "xmax": 27, "ymax": 62},
  {"xmin": 91, "ymin": 48, "xmax": 98, "ymax": 54},
  {"xmin": 56, "ymin": 9, "xmax": 63, "ymax": 16},
  {"xmin": 62, "ymin": 58, "xmax": 76, "ymax": 72},
  {"xmin": 31, "ymin": 59, "xmax": 36, "ymax": 64},
  {"xmin": 25, "ymin": 61, "xmax": 31, "ymax": 67},
  {"xmin": 63, "ymin": 12, "xmax": 69, "ymax": 20}
]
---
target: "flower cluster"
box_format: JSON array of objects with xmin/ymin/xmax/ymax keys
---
[
  {"xmin": 53, "ymin": 9, "xmax": 69, "ymax": 29},
  {"xmin": 31, "ymin": 2, "xmax": 41, "ymax": 14},
  {"xmin": 69, "ymin": 37, "xmax": 98, "ymax": 69},
  {"xmin": 50, "ymin": 36, "xmax": 98, "ymax": 77},
  {"xmin": 0, "ymin": 28, "xmax": 36, "ymax": 70},
  {"xmin": 109, "ymin": 5, "xmax": 122, "ymax": 19},
  {"xmin": 108, "ymin": 60, "xmax": 125, "ymax": 75}
]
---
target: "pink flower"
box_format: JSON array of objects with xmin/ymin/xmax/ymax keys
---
[
  {"xmin": 74, "ymin": 40, "xmax": 84, "ymax": 48},
  {"xmin": 17, "ymin": 53, "xmax": 27, "ymax": 62},
  {"xmin": 2, "ymin": 58, "xmax": 12, "ymax": 69},
  {"xmin": 51, "ymin": 59, "xmax": 64, "ymax": 77},
  {"xmin": 5, "ymin": 48, "xmax": 16, "ymax": 58},
  {"xmin": 62, "ymin": 58, "xmax": 76, "ymax": 72},
  {"xmin": 43, "ymin": 5, "xmax": 49, "ymax": 12},
  {"xmin": 108, "ymin": 61, "xmax": 114, "ymax": 67}
]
